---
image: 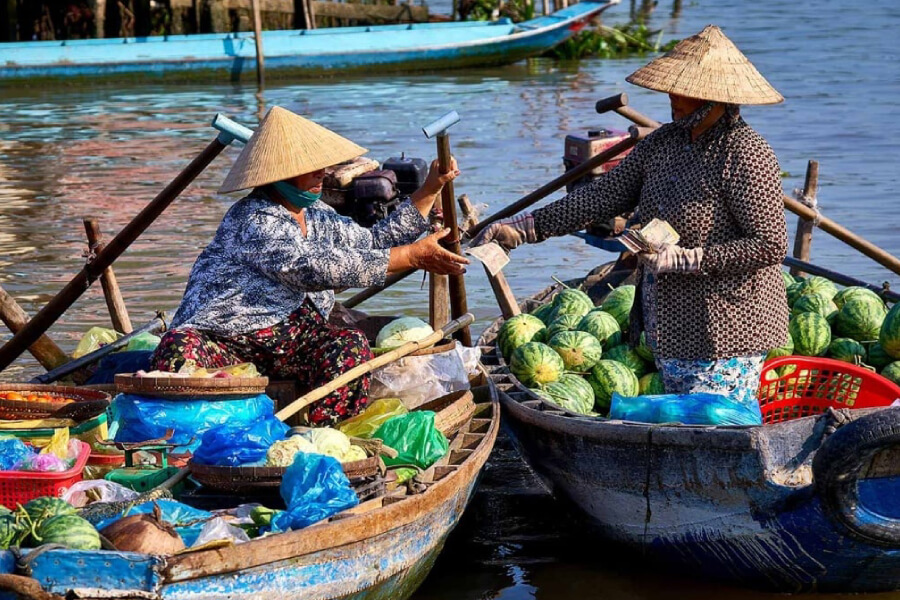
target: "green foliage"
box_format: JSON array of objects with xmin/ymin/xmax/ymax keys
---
[
  {"xmin": 461, "ymin": 0, "xmax": 535, "ymax": 22},
  {"xmin": 547, "ymin": 23, "xmax": 679, "ymax": 60}
]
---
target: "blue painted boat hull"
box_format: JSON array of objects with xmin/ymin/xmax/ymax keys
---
[{"xmin": 0, "ymin": 2, "xmax": 613, "ymax": 83}]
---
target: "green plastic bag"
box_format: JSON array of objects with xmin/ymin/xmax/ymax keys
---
[
  {"xmin": 338, "ymin": 398, "xmax": 407, "ymax": 439},
  {"xmin": 373, "ymin": 411, "xmax": 448, "ymax": 470},
  {"xmin": 124, "ymin": 332, "xmax": 161, "ymax": 352}
]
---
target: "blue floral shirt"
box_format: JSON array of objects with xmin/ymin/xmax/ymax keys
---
[{"xmin": 170, "ymin": 192, "xmax": 428, "ymax": 335}]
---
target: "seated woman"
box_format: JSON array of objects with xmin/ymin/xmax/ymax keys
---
[{"xmin": 151, "ymin": 106, "xmax": 468, "ymax": 426}]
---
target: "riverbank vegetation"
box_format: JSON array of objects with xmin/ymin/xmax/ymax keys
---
[{"xmin": 546, "ymin": 22, "xmax": 680, "ymax": 59}]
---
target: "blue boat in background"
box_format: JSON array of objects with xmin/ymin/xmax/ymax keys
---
[{"xmin": 0, "ymin": 1, "xmax": 616, "ymax": 83}]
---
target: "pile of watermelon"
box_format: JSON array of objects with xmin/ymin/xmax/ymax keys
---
[
  {"xmin": 778, "ymin": 272, "xmax": 900, "ymax": 385},
  {"xmin": 0, "ymin": 497, "xmax": 100, "ymax": 550},
  {"xmin": 497, "ymin": 283, "xmax": 651, "ymax": 417}
]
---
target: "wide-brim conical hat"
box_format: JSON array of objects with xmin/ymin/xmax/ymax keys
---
[
  {"xmin": 219, "ymin": 106, "xmax": 368, "ymax": 193},
  {"xmin": 626, "ymin": 25, "xmax": 783, "ymax": 105}
]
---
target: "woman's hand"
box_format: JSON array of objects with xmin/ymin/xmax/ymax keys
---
[
  {"xmin": 410, "ymin": 157, "xmax": 461, "ymax": 217},
  {"xmin": 389, "ymin": 229, "xmax": 470, "ymax": 275},
  {"xmin": 639, "ymin": 244, "xmax": 704, "ymax": 274},
  {"xmin": 469, "ymin": 213, "xmax": 537, "ymax": 251}
]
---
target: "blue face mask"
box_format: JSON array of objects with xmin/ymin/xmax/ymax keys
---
[{"xmin": 272, "ymin": 181, "xmax": 321, "ymax": 209}]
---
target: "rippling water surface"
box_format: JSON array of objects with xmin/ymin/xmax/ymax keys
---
[{"xmin": 1, "ymin": 0, "xmax": 899, "ymax": 596}]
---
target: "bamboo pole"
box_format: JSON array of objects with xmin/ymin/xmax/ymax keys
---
[
  {"xmin": 250, "ymin": 0, "xmax": 266, "ymax": 88},
  {"xmin": 0, "ymin": 284, "xmax": 69, "ymax": 370},
  {"xmin": 275, "ymin": 313, "xmax": 474, "ymax": 422},
  {"xmin": 84, "ymin": 218, "xmax": 133, "ymax": 334},
  {"xmin": 789, "ymin": 160, "xmax": 819, "ymax": 278},
  {"xmin": 0, "ymin": 133, "xmax": 236, "ymax": 372}
]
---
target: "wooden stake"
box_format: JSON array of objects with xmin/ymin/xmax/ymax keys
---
[
  {"xmin": 250, "ymin": 0, "xmax": 266, "ymax": 88},
  {"xmin": 790, "ymin": 160, "xmax": 818, "ymax": 278},
  {"xmin": 0, "ymin": 284, "xmax": 69, "ymax": 370},
  {"xmin": 84, "ymin": 218, "xmax": 133, "ymax": 334},
  {"xmin": 542, "ymin": 0, "xmax": 549, "ymax": 16}
]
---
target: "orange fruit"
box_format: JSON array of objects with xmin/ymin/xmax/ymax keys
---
[{"xmin": 5, "ymin": 392, "xmax": 24, "ymax": 401}]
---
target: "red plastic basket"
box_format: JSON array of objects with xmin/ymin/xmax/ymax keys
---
[
  {"xmin": 758, "ymin": 356, "xmax": 900, "ymax": 424},
  {"xmin": 0, "ymin": 441, "xmax": 91, "ymax": 509}
]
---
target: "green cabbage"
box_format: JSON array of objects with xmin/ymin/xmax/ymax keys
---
[{"xmin": 375, "ymin": 317, "xmax": 434, "ymax": 350}]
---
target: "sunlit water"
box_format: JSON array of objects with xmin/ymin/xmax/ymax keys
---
[{"xmin": 1, "ymin": 0, "xmax": 899, "ymax": 596}]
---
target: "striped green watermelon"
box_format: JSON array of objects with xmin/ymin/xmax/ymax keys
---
[
  {"xmin": 548, "ymin": 331, "xmax": 603, "ymax": 372},
  {"xmin": 510, "ymin": 342, "xmax": 565, "ymax": 387},
  {"xmin": 546, "ymin": 314, "xmax": 582, "ymax": 339},
  {"xmin": 789, "ymin": 312, "xmax": 831, "ymax": 356},
  {"xmin": 834, "ymin": 297, "xmax": 886, "ymax": 342},
  {"xmin": 791, "ymin": 293, "xmax": 838, "ymax": 324},
  {"xmin": 867, "ymin": 342, "xmax": 894, "ymax": 370},
  {"xmin": 33, "ymin": 515, "xmax": 100, "ymax": 550},
  {"xmin": 550, "ymin": 288, "xmax": 594, "ymax": 320},
  {"xmin": 541, "ymin": 374, "xmax": 595, "ymax": 415},
  {"xmin": 604, "ymin": 344, "xmax": 651, "ymax": 378},
  {"xmin": 879, "ymin": 303, "xmax": 900, "ymax": 359},
  {"xmin": 600, "ymin": 285, "xmax": 635, "ymax": 330},
  {"xmin": 23, "ymin": 497, "xmax": 76, "ymax": 522},
  {"xmin": 766, "ymin": 333, "xmax": 794, "ymax": 361},
  {"xmin": 635, "ymin": 331, "xmax": 655, "ymax": 362},
  {"xmin": 638, "ymin": 372, "xmax": 665, "ymax": 395},
  {"xmin": 0, "ymin": 515, "xmax": 26, "ymax": 550},
  {"xmin": 577, "ymin": 311, "xmax": 622, "ymax": 349},
  {"xmin": 530, "ymin": 302, "xmax": 556, "ymax": 325},
  {"xmin": 828, "ymin": 337, "xmax": 866, "ymax": 364},
  {"xmin": 797, "ymin": 276, "xmax": 839, "ymax": 301},
  {"xmin": 786, "ymin": 281, "xmax": 804, "ymax": 308},
  {"xmin": 588, "ymin": 360, "xmax": 639, "ymax": 413},
  {"xmin": 834, "ymin": 286, "xmax": 886, "ymax": 310},
  {"xmin": 881, "ymin": 362, "xmax": 900, "ymax": 386},
  {"xmin": 780, "ymin": 271, "xmax": 796, "ymax": 288},
  {"xmin": 497, "ymin": 314, "xmax": 547, "ymax": 360}
]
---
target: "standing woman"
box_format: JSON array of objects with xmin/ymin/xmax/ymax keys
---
[
  {"xmin": 473, "ymin": 26, "xmax": 789, "ymax": 420},
  {"xmin": 152, "ymin": 106, "xmax": 468, "ymax": 426}
]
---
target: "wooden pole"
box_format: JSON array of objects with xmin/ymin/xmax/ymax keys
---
[
  {"xmin": 435, "ymin": 132, "xmax": 471, "ymax": 346},
  {"xmin": 83, "ymin": 218, "xmax": 133, "ymax": 334},
  {"xmin": 0, "ymin": 284, "xmax": 69, "ymax": 370},
  {"xmin": 789, "ymin": 160, "xmax": 819, "ymax": 278},
  {"xmin": 250, "ymin": 0, "xmax": 266, "ymax": 88},
  {"xmin": 275, "ymin": 313, "xmax": 474, "ymax": 422},
  {"xmin": 0, "ymin": 135, "xmax": 233, "ymax": 372},
  {"xmin": 304, "ymin": 0, "xmax": 316, "ymax": 29},
  {"xmin": 459, "ymin": 195, "xmax": 520, "ymax": 320},
  {"xmin": 542, "ymin": 0, "xmax": 549, "ymax": 16}
]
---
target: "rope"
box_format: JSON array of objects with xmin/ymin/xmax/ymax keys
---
[
  {"xmin": 11, "ymin": 544, "xmax": 67, "ymax": 577},
  {"xmin": 823, "ymin": 406, "xmax": 854, "ymax": 437},
  {"xmin": 793, "ymin": 187, "xmax": 821, "ymax": 226}
]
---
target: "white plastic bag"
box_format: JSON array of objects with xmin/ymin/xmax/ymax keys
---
[
  {"xmin": 369, "ymin": 342, "xmax": 481, "ymax": 409},
  {"xmin": 62, "ymin": 480, "xmax": 139, "ymax": 508},
  {"xmin": 193, "ymin": 517, "xmax": 251, "ymax": 546}
]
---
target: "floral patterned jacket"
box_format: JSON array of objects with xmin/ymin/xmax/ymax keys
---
[{"xmin": 170, "ymin": 191, "xmax": 428, "ymax": 336}]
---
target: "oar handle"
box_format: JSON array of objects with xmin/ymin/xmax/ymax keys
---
[{"xmin": 274, "ymin": 313, "xmax": 475, "ymax": 422}]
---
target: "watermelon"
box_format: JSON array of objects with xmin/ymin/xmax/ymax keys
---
[
  {"xmin": 882, "ymin": 362, "xmax": 900, "ymax": 386},
  {"xmin": 789, "ymin": 312, "xmax": 831, "ymax": 357},
  {"xmin": 588, "ymin": 360, "xmax": 639, "ymax": 413},
  {"xmin": 530, "ymin": 303, "xmax": 556, "ymax": 324},
  {"xmin": 548, "ymin": 331, "xmax": 603, "ymax": 372},
  {"xmin": 497, "ymin": 314, "xmax": 547, "ymax": 360},
  {"xmin": 635, "ymin": 331, "xmax": 655, "ymax": 362},
  {"xmin": 834, "ymin": 297, "xmax": 886, "ymax": 342},
  {"xmin": 828, "ymin": 337, "xmax": 866, "ymax": 364},
  {"xmin": 546, "ymin": 314, "xmax": 582, "ymax": 340},
  {"xmin": 638, "ymin": 372, "xmax": 665, "ymax": 395},
  {"xmin": 600, "ymin": 285, "xmax": 635, "ymax": 330},
  {"xmin": 32, "ymin": 514, "xmax": 100, "ymax": 550},
  {"xmin": 541, "ymin": 374, "xmax": 595, "ymax": 415},
  {"xmin": 604, "ymin": 344, "xmax": 651, "ymax": 378},
  {"xmin": 0, "ymin": 514, "xmax": 26, "ymax": 550},
  {"xmin": 780, "ymin": 271, "xmax": 796, "ymax": 288},
  {"xmin": 796, "ymin": 276, "xmax": 839, "ymax": 301},
  {"xmin": 577, "ymin": 311, "xmax": 622, "ymax": 349},
  {"xmin": 510, "ymin": 342, "xmax": 565, "ymax": 387},
  {"xmin": 550, "ymin": 288, "xmax": 594, "ymax": 320},
  {"xmin": 23, "ymin": 497, "xmax": 76, "ymax": 523},
  {"xmin": 879, "ymin": 303, "xmax": 900, "ymax": 359},
  {"xmin": 867, "ymin": 342, "xmax": 894, "ymax": 370},
  {"xmin": 786, "ymin": 281, "xmax": 804, "ymax": 308},
  {"xmin": 834, "ymin": 286, "xmax": 886, "ymax": 310},
  {"xmin": 766, "ymin": 333, "xmax": 794, "ymax": 361},
  {"xmin": 791, "ymin": 293, "xmax": 838, "ymax": 324}
]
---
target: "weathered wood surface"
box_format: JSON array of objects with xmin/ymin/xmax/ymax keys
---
[
  {"xmin": 790, "ymin": 160, "xmax": 819, "ymax": 278},
  {"xmin": 310, "ymin": 1, "xmax": 427, "ymax": 21},
  {"xmin": 83, "ymin": 218, "xmax": 133, "ymax": 335},
  {"xmin": 0, "ymin": 284, "xmax": 69, "ymax": 370}
]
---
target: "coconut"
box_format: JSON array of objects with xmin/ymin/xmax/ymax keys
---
[{"xmin": 100, "ymin": 504, "xmax": 185, "ymax": 555}]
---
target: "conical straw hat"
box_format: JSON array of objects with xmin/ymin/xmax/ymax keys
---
[
  {"xmin": 626, "ymin": 25, "xmax": 783, "ymax": 105},
  {"xmin": 220, "ymin": 106, "xmax": 368, "ymax": 193}
]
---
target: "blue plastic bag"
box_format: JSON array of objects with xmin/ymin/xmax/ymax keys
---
[
  {"xmin": 373, "ymin": 411, "xmax": 449, "ymax": 470},
  {"xmin": 112, "ymin": 393, "xmax": 275, "ymax": 451},
  {"xmin": 191, "ymin": 416, "xmax": 289, "ymax": 466},
  {"xmin": 268, "ymin": 452, "xmax": 359, "ymax": 532},
  {"xmin": 0, "ymin": 437, "xmax": 34, "ymax": 470},
  {"xmin": 93, "ymin": 499, "xmax": 213, "ymax": 547},
  {"xmin": 609, "ymin": 392, "xmax": 762, "ymax": 426},
  {"xmin": 85, "ymin": 351, "xmax": 154, "ymax": 385}
]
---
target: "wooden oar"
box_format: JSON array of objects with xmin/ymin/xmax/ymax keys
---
[{"xmin": 275, "ymin": 313, "xmax": 474, "ymax": 422}]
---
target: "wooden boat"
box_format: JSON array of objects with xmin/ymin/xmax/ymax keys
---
[
  {"xmin": 0, "ymin": 369, "xmax": 499, "ymax": 600},
  {"xmin": 0, "ymin": 2, "xmax": 615, "ymax": 83},
  {"xmin": 479, "ymin": 265, "xmax": 900, "ymax": 593}
]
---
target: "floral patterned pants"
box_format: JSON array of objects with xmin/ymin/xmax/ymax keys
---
[{"xmin": 150, "ymin": 302, "xmax": 372, "ymax": 426}]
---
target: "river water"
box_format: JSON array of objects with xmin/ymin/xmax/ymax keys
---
[{"xmin": 1, "ymin": 0, "xmax": 899, "ymax": 596}]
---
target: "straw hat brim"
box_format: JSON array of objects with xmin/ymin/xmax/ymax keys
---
[
  {"xmin": 626, "ymin": 25, "xmax": 783, "ymax": 106},
  {"xmin": 219, "ymin": 106, "xmax": 368, "ymax": 194}
]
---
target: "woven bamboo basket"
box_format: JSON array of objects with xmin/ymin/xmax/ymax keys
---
[
  {"xmin": 114, "ymin": 374, "xmax": 269, "ymax": 399},
  {"xmin": 0, "ymin": 383, "xmax": 111, "ymax": 421},
  {"xmin": 425, "ymin": 390, "xmax": 476, "ymax": 437}
]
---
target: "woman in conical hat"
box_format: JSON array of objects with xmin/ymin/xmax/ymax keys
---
[
  {"xmin": 473, "ymin": 26, "xmax": 789, "ymax": 421},
  {"xmin": 151, "ymin": 106, "xmax": 468, "ymax": 426}
]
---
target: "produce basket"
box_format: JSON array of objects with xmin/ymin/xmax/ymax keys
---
[
  {"xmin": 114, "ymin": 374, "xmax": 269, "ymax": 399},
  {"xmin": 758, "ymin": 356, "xmax": 900, "ymax": 424},
  {"xmin": 0, "ymin": 440, "xmax": 91, "ymax": 509},
  {"xmin": 0, "ymin": 384, "xmax": 111, "ymax": 421},
  {"xmin": 420, "ymin": 390, "xmax": 476, "ymax": 437}
]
